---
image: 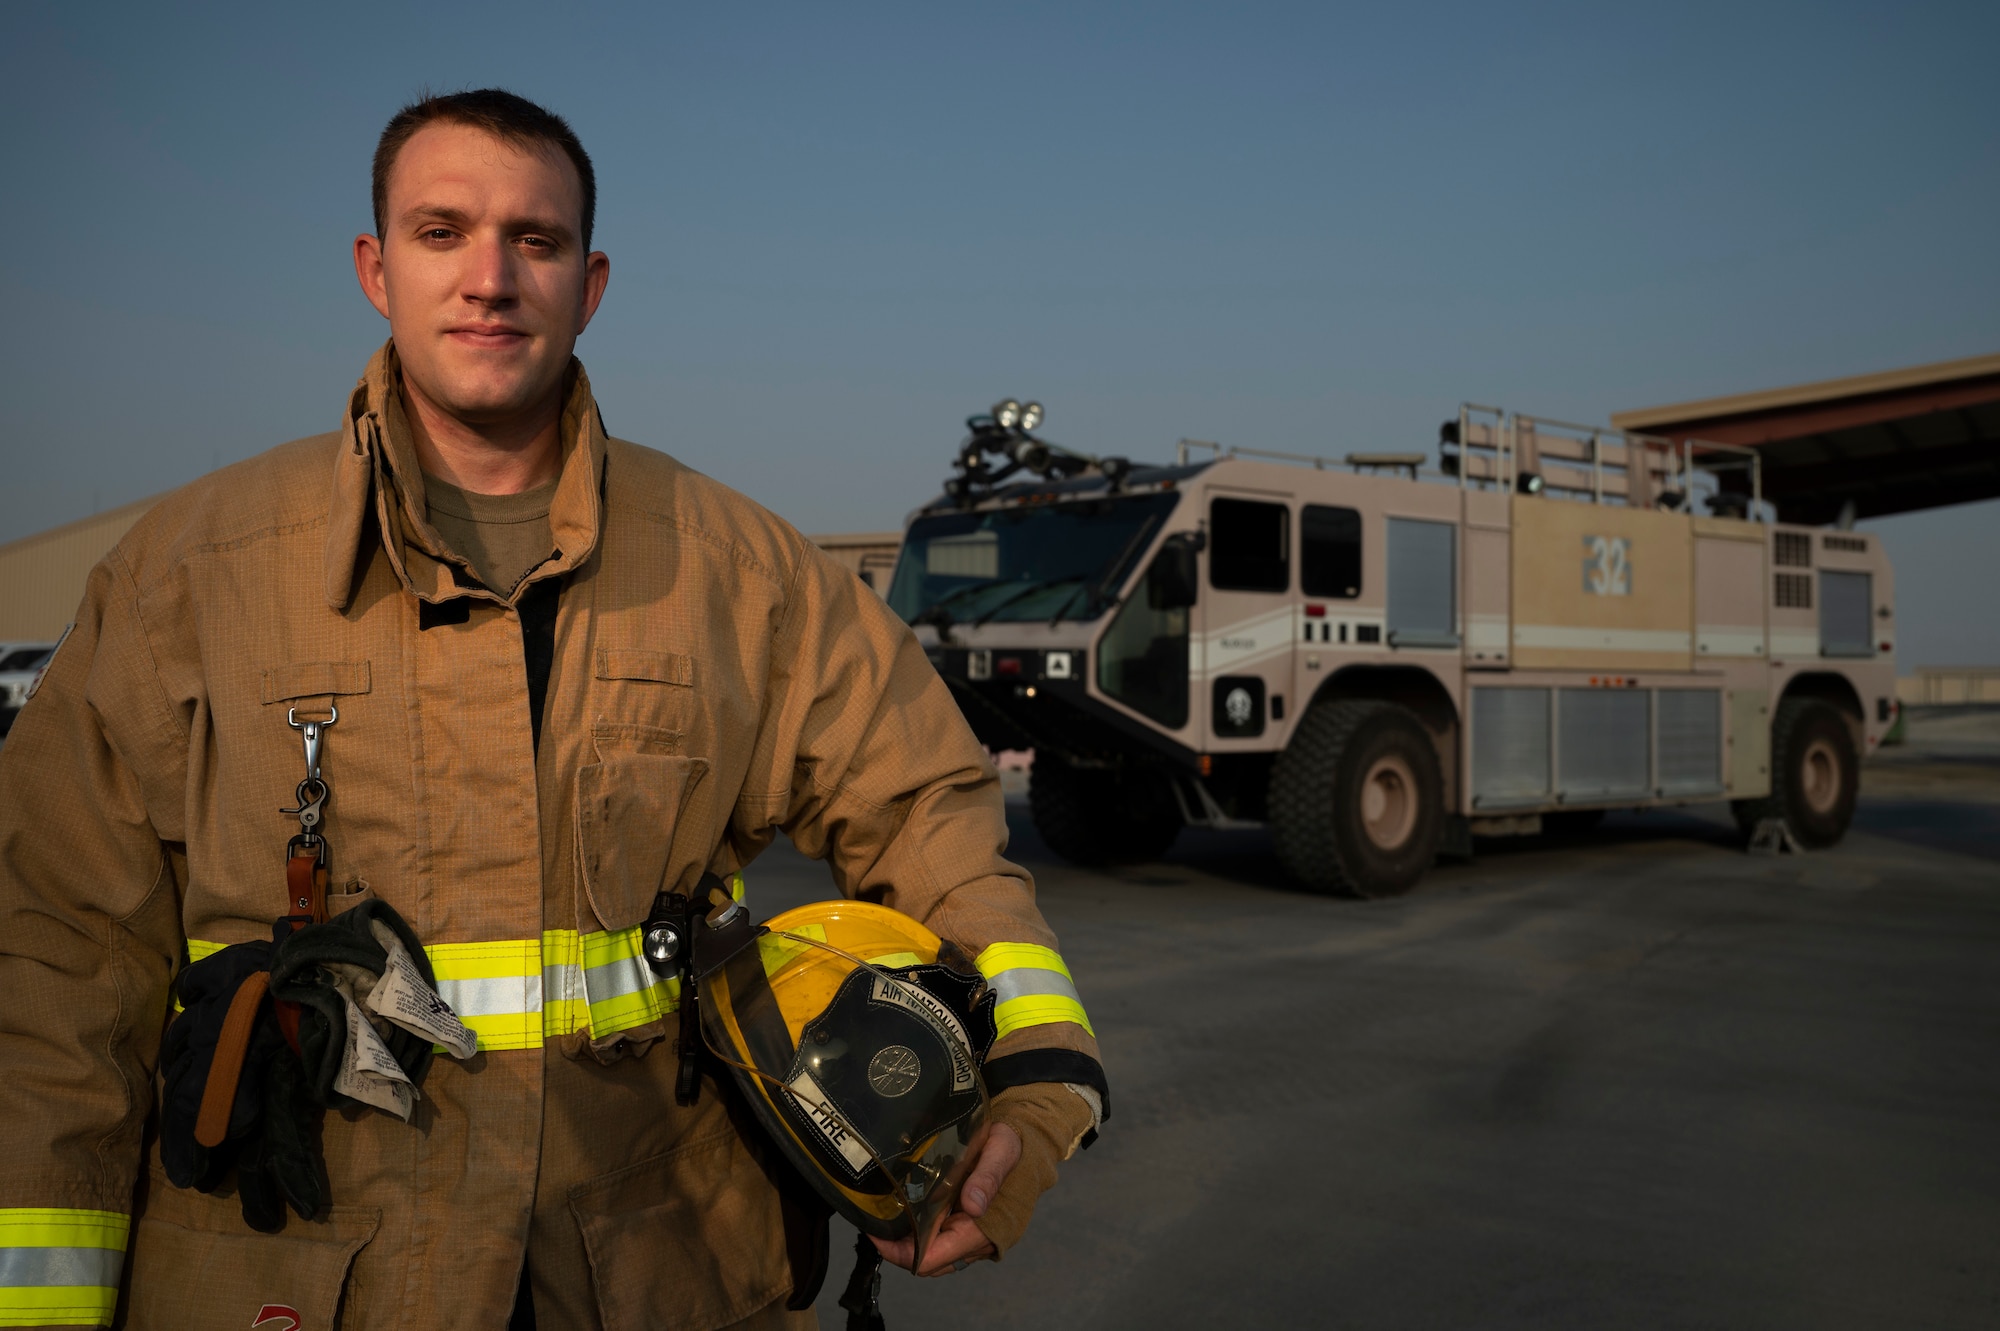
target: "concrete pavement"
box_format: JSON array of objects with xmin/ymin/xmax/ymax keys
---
[{"xmin": 748, "ymin": 726, "xmax": 2000, "ymax": 1329}]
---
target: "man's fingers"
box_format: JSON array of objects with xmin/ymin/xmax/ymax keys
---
[
  {"xmin": 914, "ymin": 1215, "xmax": 997, "ymax": 1276},
  {"xmin": 867, "ymin": 1123, "xmax": 1025, "ymax": 1274},
  {"xmin": 959, "ymin": 1121, "xmax": 1022, "ymax": 1217},
  {"xmin": 870, "ymin": 1234, "xmax": 914, "ymax": 1271},
  {"xmin": 871, "ymin": 1217, "xmax": 997, "ymax": 1276}
]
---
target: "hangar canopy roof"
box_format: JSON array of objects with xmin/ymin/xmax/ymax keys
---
[{"xmin": 1611, "ymin": 352, "xmax": 2000, "ymax": 525}]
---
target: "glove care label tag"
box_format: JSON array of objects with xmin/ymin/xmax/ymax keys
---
[
  {"xmin": 367, "ymin": 924, "xmax": 480, "ymax": 1060},
  {"xmin": 337, "ymin": 993, "xmax": 416, "ymax": 1120}
]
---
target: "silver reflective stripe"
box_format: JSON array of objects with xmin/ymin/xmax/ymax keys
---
[
  {"xmin": 987, "ymin": 966, "xmax": 1083, "ymax": 1006},
  {"xmin": 436, "ymin": 973, "xmax": 542, "ymax": 1018},
  {"xmin": 543, "ymin": 961, "xmax": 584, "ymax": 1008},
  {"xmin": 584, "ymin": 953, "xmax": 657, "ymax": 1001},
  {"xmin": 0, "ymin": 1243, "xmax": 123, "ymax": 1288}
]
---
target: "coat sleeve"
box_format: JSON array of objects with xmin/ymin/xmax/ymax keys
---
[
  {"xmin": 728, "ymin": 540, "xmax": 1108, "ymax": 1107},
  {"xmin": 0, "ymin": 552, "xmax": 188, "ymax": 1329}
]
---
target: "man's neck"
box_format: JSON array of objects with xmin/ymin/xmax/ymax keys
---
[{"xmin": 400, "ymin": 376, "xmax": 565, "ymax": 496}]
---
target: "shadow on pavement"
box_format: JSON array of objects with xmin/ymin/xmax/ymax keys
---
[{"xmin": 1852, "ymin": 799, "xmax": 2000, "ymax": 863}]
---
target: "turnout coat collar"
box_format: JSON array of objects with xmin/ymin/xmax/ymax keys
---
[{"xmin": 324, "ymin": 340, "xmax": 607, "ymax": 611}]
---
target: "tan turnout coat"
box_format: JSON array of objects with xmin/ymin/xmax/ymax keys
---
[{"xmin": 0, "ymin": 347, "xmax": 1098, "ymax": 1330}]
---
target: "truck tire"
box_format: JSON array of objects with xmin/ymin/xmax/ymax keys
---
[
  {"xmin": 1269, "ymin": 699, "xmax": 1443, "ymax": 898},
  {"xmin": 1028, "ymin": 755, "xmax": 1182, "ymax": 867},
  {"xmin": 1730, "ymin": 697, "xmax": 1858, "ymax": 849}
]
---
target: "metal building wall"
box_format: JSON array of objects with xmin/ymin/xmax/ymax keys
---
[
  {"xmin": 1897, "ymin": 668, "xmax": 2000, "ymax": 704},
  {"xmin": 0, "ymin": 498, "xmax": 903, "ymax": 638},
  {"xmin": 806, "ymin": 531, "xmax": 903, "ymax": 596},
  {"xmin": 0, "ymin": 496, "xmax": 162, "ymax": 640}
]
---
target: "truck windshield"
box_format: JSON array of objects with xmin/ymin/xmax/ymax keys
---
[{"xmin": 889, "ymin": 493, "xmax": 1181, "ymax": 626}]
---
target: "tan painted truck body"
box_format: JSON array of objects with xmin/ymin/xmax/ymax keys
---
[{"xmin": 896, "ymin": 406, "xmax": 1895, "ymax": 887}]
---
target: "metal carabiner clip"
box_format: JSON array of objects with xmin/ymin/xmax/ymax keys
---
[
  {"xmin": 281, "ymin": 776, "xmax": 329, "ymax": 839},
  {"xmin": 287, "ymin": 703, "xmax": 338, "ymax": 783}
]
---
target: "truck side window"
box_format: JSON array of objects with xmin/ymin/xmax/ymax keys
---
[
  {"xmin": 1819, "ymin": 571, "xmax": 1874, "ymax": 658},
  {"xmin": 1209, "ymin": 498, "xmax": 1289, "ymax": 592},
  {"xmin": 1301, "ymin": 504, "xmax": 1361, "ymax": 598},
  {"xmin": 1098, "ymin": 552, "xmax": 1191, "ymax": 728},
  {"xmin": 1386, "ymin": 517, "xmax": 1458, "ymax": 649}
]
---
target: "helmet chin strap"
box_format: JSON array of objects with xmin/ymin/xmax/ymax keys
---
[{"xmin": 836, "ymin": 1229, "xmax": 885, "ymax": 1331}]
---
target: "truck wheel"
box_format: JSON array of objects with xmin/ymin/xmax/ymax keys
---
[
  {"xmin": 1028, "ymin": 755, "xmax": 1182, "ymax": 867},
  {"xmin": 1730, "ymin": 698, "xmax": 1858, "ymax": 849},
  {"xmin": 1269, "ymin": 700, "xmax": 1443, "ymax": 898}
]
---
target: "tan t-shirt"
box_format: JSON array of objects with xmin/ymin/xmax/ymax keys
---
[{"xmin": 422, "ymin": 474, "xmax": 559, "ymax": 595}]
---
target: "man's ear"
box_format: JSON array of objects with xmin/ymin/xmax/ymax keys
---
[
  {"xmin": 353, "ymin": 234, "xmax": 391, "ymax": 320},
  {"xmin": 578, "ymin": 251, "xmax": 611, "ymax": 334}
]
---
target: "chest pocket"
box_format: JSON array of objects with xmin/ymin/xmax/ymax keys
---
[
  {"xmin": 575, "ymin": 735, "xmax": 711, "ymax": 933},
  {"xmin": 260, "ymin": 659, "xmax": 372, "ymax": 715},
  {"xmin": 593, "ymin": 649, "xmax": 695, "ymax": 740}
]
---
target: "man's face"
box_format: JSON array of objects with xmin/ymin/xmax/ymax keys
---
[{"xmin": 355, "ymin": 122, "xmax": 609, "ymax": 428}]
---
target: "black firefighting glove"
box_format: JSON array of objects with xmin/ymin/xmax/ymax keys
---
[
  {"xmin": 233, "ymin": 1048, "xmax": 328, "ymax": 1234},
  {"xmin": 160, "ymin": 939, "xmax": 276, "ymax": 1193},
  {"xmin": 267, "ymin": 899, "xmax": 452, "ymax": 1112},
  {"xmin": 160, "ymin": 934, "xmax": 327, "ymax": 1232}
]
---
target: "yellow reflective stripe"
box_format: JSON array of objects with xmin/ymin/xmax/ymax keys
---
[
  {"xmin": 0, "ymin": 1286, "xmax": 118, "ymax": 1327},
  {"xmin": 975, "ymin": 942, "xmax": 1073, "ymax": 982},
  {"xmin": 452, "ymin": 1013, "xmax": 536, "ymax": 1051},
  {"xmin": 541, "ymin": 929, "xmax": 589, "ymax": 1038},
  {"xmin": 182, "ymin": 866, "xmax": 760, "ymax": 1049},
  {"xmin": 0, "ymin": 1210, "xmax": 127, "ymax": 1253},
  {"xmin": 580, "ymin": 927, "xmax": 679, "ymax": 1035},
  {"xmin": 976, "ymin": 943, "xmax": 1092, "ymax": 1039},
  {"xmin": 0, "ymin": 1209, "xmax": 126, "ymax": 1328},
  {"xmin": 579, "ymin": 926, "xmax": 644, "ymax": 970},
  {"xmin": 427, "ymin": 938, "xmax": 538, "ymax": 981},
  {"xmin": 994, "ymin": 994, "xmax": 1096, "ymax": 1040},
  {"xmin": 582, "ymin": 977, "xmax": 681, "ymax": 1035}
]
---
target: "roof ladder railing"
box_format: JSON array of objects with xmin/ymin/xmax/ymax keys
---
[
  {"xmin": 1444, "ymin": 406, "xmax": 1762, "ymax": 513},
  {"xmin": 1448, "ymin": 404, "xmax": 1514, "ymax": 492},
  {"xmin": 1177, "ymin": 438, "xmax": 1426, "ymax": 477}
]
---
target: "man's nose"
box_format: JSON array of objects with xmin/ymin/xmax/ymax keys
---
[{"xmin": 462, "ymin": 234, "xmax": 519, "ymax": 305}]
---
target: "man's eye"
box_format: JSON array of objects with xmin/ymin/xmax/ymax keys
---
[{"xmin": 423, "ymin": 228, "xmax": 455, "ymax": 241}]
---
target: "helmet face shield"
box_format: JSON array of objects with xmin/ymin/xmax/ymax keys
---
[{"xmin": 695, "ymin": 903, "xmax": 997, "ymax": 1270}]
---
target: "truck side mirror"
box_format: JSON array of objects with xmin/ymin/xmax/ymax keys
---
[{"xmin": 1148, "ymin": 532, "xmax": 1203, "ymax": 610}]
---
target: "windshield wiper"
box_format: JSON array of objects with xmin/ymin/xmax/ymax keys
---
[
  {"xmin": 1050, "ymin": 513, "xmax": 1162, "ymax": 628},
  {"xmin": 971, "ymin": 575, "xmax": 1087, "ymax": 628},
  {"xmin": 910, "ymin": 580, "xmax": 1005, "ymax": 641},
  {"xmin": 910, "ymin": 604, "xmax": 958, "ymax": 641}
]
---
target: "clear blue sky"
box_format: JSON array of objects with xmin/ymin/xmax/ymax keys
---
[{"xmin": 3, "ymin": 1, "xmax": 1995, "ymax": 663}]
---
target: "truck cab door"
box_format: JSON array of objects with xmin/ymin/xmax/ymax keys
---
[{"xmin": 1197, "ymin": 493, "xmax": 1297, "ymax": 750}]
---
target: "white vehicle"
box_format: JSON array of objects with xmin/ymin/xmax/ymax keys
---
[
  {"xmin": 0, "ymin": 642, "xmax": 58, "ymax": 736},
  {"xmin": 892, "ymin": 402, "xmax": 1896, "ymax": 897}
]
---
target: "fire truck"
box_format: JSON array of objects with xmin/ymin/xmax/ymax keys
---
[{"xmin": 889, "ymin": 401, "xmax": 1898, "ymax": 897}]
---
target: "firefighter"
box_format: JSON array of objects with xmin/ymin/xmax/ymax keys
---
[{"xmin": 0, "ymin": 89, "xmax": 1105, "ymax": 1329}]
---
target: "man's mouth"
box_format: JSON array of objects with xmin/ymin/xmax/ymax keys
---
[{"xmin": 445, "ymin": 326, "xmax": 530, "ymax": 347}]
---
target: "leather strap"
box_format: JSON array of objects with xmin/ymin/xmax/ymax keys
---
[
  {"xmin": 195, "ymin": 970, "xmax": 271, "ymax": 1148},
  {"xmin": 287, "ymin": 851, "xmax": 327, "ymax": 925}
]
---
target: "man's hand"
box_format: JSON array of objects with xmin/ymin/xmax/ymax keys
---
[{"xmin": 871, "ymin": 1122, "xmax": 1021, "ymax": 1276}]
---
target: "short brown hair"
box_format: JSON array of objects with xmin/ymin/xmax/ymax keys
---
[{"xmin": 372, "ymin": 88, "xmax": 597, "ymax": 248}]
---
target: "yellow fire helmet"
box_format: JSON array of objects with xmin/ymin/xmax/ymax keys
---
[{"xmin": 692, "ymin": 898, "xmax": 999, "ymax": 1267}]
